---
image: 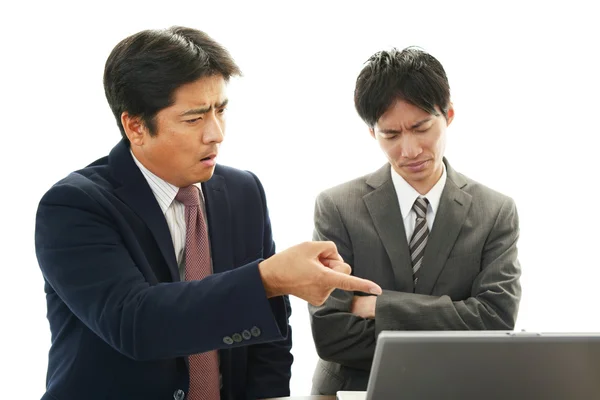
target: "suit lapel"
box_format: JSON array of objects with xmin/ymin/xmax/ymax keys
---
[
  {"xmin": 416, "ymin": 159, "xmax": 472, "ymax": 294},
  {"xmin": 363, "ymin": 165, "xmax": 414, "ymax": 292},
  {"xmin": 109, "ymin": 140, "xmax": 180, "ymax": 282},
  {"xmin": 202, "ymin": 170, "xmax": 233, "ymax": 274}
]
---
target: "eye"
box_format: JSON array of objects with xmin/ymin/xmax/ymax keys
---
[
  {"xmin": 217, "ymin": 107, "xmax": 227, "ymax": 115},
  {"xmin": 415, "ymin": 124, "xmax": 432, "ymax": 133},
  {"xmin": 185, "ymin": 117, "xmax": 202, "ymax": 124}
]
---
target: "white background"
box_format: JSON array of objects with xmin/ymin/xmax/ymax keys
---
[{"xmin": 1, "ymin": 0, "xmax": 599, "ymax": 397}]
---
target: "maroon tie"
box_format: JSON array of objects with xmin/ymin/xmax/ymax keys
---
[{"xmin": 176, "ymin": 186, "xmax": 220, "ymax": 400}]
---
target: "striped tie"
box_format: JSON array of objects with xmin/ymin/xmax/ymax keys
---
[
  {"xmin": 176, "ymin": 186, "xmax": 220, "ymax": 400},
  {"xmin": 409, "ymin": 197, "xmax": 429, "ymax": 287}
]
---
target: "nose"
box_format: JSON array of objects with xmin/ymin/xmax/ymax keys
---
[
  {"xmin": 398, "ymin": 134, "xmax": 422, "ymax": 159},
  {"xmin": 203, "ymin": 112, "xmax": 225, "ymax": 144}
]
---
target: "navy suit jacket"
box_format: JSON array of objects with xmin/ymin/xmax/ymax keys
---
[{"xmin": 35, "ymin": 140, "xmax": 293, "ymax": 400}]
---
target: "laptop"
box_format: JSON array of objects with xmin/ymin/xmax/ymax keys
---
[{"xmin": 337, "ymin": 331, "xmax": 600, "ymax": 400}]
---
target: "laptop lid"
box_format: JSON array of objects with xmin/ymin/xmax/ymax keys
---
[{"xmin": 365, "ymin": 331, "xmax": 600, "ymax": 400}]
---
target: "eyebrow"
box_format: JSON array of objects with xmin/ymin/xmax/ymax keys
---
[
  {"xmin": 379, "ymin": 117, "xmax": 433, "ymax": 134},
  {"xmin": 179, "ymin": 99, "xmax": 229, "ymax": 117},
  {"xmin": 410, "ymin": 117, "xmax": 433, "ymax": 129}
]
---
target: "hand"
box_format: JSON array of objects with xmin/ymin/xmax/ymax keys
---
[
  {"xmin": 351, "ymin": 295, "xmax": 377, "ymax": 319},
  {"xmin": 258, "ymin": 241, "xmax": 382, "ymax": 306}
]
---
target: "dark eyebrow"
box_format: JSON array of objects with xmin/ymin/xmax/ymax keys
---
[
  {"xmin": 410, "ymin": 117, "xmax": 433, "ymax": 129},
  {"xmin": 179, "ymin": 99, "xmax": 229, "ymax": 117},
  {"xmin": 379, "ymin": 117, "xmax": 434, "ymax": 134},
  {"xmin": 379, "ymin": 128, "xmax": 402, "ymax": 135},
  {"xmin": 217, "ymin": 99, "xmax": 229, "ymax": 109}
]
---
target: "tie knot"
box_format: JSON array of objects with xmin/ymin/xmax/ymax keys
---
[
  {"xmin": 176, "ymin": 185, "xmax": 200, "ymax": 206},
  {"xmin": 412, "ymin": 196, "xmax": 429, "ymax": 218}
]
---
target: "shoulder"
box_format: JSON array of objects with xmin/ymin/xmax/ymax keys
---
[
  {"xmin": 456, "ymin": 171, "xmax": 515, "ymax": 210},
  {"xmin": 317, "ymin": 172, "xmax": 373, "ymax": 204},
  {"xmin": 214, "ymin": 163, "xmax": 260, "ymax": 182},
  {"xmin": 38, "ymin": 156, "xmax": 114, "ymax": 208},
  {"xmin": 212, "ymin": 164, "xmax": 267, "ymax": 202},
  {"xmin": 450, "ymin": 168, "xmax": 518, "ymax": 224},
  {"xmin": 213, "ymin": 163, "xmax": 264, "ymax": 188}
]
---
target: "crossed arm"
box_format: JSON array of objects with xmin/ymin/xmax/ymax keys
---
[{"xmin": 308, "ymin": 192, "xmax": 522, "ymax": 371}]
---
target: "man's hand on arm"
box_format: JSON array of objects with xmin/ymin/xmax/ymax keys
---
[{"xmin": 258, "ymin": 241, "xmax": 382, "ymax": 306}]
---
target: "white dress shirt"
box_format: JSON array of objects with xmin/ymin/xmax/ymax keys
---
[
  {"xmin": 131, "ymin": 152, "xmax": 223, "ymax": 378},
  {"xmin": 131, "ymin": 152, "xmax": 212, "ymax": 281},
  {"xmin": 390, "ymin": 163, "xmax": 447, "ymax": 241}
]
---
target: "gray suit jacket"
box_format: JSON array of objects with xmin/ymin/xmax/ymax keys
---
[{"xmin": 308, "ymin": 159, "xmax": 522, "ymax": 395}]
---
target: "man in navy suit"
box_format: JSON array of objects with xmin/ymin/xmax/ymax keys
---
[{"xmin": 34, "ymin": 26, "xmax": 381, "ymax": 400}]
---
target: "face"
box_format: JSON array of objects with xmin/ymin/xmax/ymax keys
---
[
  {"xmin": 370, "ymin": 99, "xmax": 454, "ymax": 195},
  {"xmin": 123, "ymin": 75, "xmax": 228, "ymax": 187}
]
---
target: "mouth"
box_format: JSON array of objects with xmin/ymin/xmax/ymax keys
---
[
  {"xmin": 403, "ymin": 160, "xmax": 427, "ymax": 167},
  {"xmin": 200, "ymin": 153, "xmax": 217, "ymax": 162},
  {"xmin": 200, "ymin": 153, "xmax": 217, "ymax": 167},
  {"xmin": 402, "ymin": 159, "xmax": 429, "ymax": 172}
]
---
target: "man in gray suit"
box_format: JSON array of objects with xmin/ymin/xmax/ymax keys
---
[{"xmin": 308, "ymin": 47, "xmax": 522, "ymax": 394}]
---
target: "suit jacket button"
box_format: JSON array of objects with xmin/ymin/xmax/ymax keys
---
[
  {"xmin": 232, "ymin": 333, "xmax": 243, "ymax": 342},
  {"xmin": 250, "ymin": 326, "xmax": 261, "ymax": 337},
  {"xmin": 173, "ymin": 389, "xmax": 185, "ymax": 400},
  {"xmin": 223, "ymin": 336, "xmax": 234, "ymax": 345},
  {"xmin": 242, "ymin": 330, "xmax": 252, "ymax": 340}
]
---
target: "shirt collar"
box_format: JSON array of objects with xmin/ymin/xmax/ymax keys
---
[{"xmin": 390, "ymin": 162, "xmax": 447, "ymax": 219}]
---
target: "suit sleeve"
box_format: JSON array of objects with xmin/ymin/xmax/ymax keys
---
[
  {"xmin": 35, "ymin": 181, "xmax": 286, "ymax": 362},
  {"xmin": 244, "ymin": 173, "xmax": 293, "ymax": 399},
  {"xmin": 309, "ymin": 193, "xmax": 521, "ymax": 370},
  {"xmin": 308, "ymin": 192, "xmax": 377, "ymax": 371},
  {"xmin": 375, "ymin": 197, "xmax": 521, "ymax": 333}
]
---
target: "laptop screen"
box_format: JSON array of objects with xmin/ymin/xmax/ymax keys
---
[{"xmin": 363, "ymin": 331, "xmax": 600, "ymax": 400}]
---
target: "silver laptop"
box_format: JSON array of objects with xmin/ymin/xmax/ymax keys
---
[{"xmin": 337, "ymin": 331, "xmax": 600, "ymax": 400}]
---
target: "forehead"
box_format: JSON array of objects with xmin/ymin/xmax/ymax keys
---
[
  {"xmin": 170, "ymin": 75, "xmax": 227, "ymax": 108},
  {"xmin": 376, "ymin": 99, "xmax": 437, "ymax": 128}
]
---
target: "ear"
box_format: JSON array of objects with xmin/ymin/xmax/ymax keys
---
[
  {"xmin": 445, "ymin": 103, "xmax": 455, "ymax": 126},
  {"xmin": 121, "ymin": 112, "xmax": 148, "ymax": 146},
  {"xmin": 369, "ymin": 127, "xmax": 376, "ymax": 139}
]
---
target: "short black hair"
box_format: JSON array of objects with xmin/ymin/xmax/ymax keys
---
[
  {"xmin": 103, "ymin": 26, "xmax": 241, "ymax": 142},
  {"xmin": 354, "ymin": 47, "xmax": 450, "ymax": 128}
]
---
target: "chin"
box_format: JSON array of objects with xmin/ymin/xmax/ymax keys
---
[{"xmin": 198, "ymin": 170, "xmax": 216, "ymax": 183}]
